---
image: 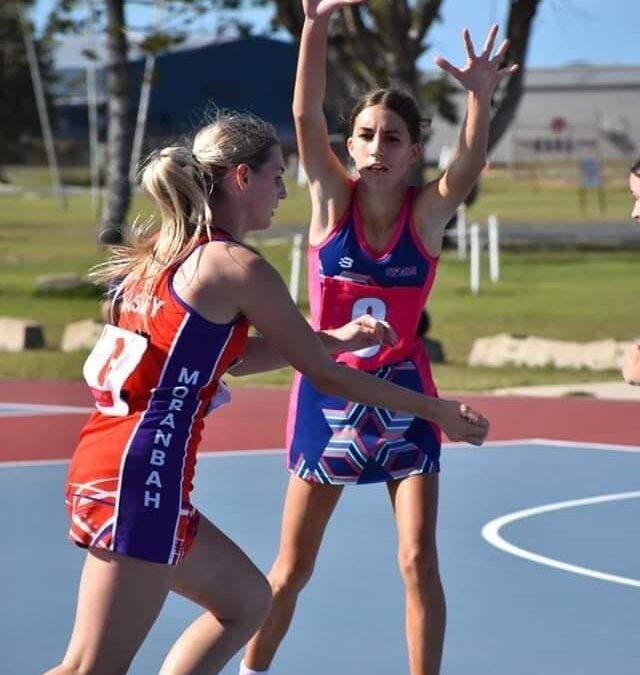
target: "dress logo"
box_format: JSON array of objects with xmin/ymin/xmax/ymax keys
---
[
  {"xmin": 338, "ymin": 256, "xmax": 354, "ymax": 269},
  {"xmin": 385, "ymin": 266, "xmax": 417, "ymax": 278}
]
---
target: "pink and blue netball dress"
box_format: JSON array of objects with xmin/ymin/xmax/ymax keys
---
[{"xmin": 287, "ymin": 183, "xmax": 441, "ymax": 485}]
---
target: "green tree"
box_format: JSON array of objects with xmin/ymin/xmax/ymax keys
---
[
  {"xmin": 0, "ymin": 1, "xmax": 53, "ymax": 178},
  {"xmin": 46, "ymin": 0, "xmax": 240, "ymax": 243},
  {"xmin": 265, "ymin": 0, "xmax": 543, "ymax": 159}
]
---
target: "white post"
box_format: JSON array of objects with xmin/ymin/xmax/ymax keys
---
[
  {"xmin": 296, "ymin": 157, "xmax": 307, "ymax": 187},
  {"xmin": 469, "ymin": 223, "xmax": 480, "ymax": 295},
  {"xmin": 129, "ymin": 54, "xmax": 156, "ymax": 183},
  {"xmin": 19, "ymin": 9, "xmax": 66, "ymax": 209},
  {"xmin": 289, "ymin": 232, "xmax": 304, "ymax": 304},
  {"xmin": 488, "ymin": 213, "xmax": 500, "ymax": 283},
  {"xmin": 85, "ymin": 0, "xmax": 101, "ymax": 214},
  {"xmin": 86, "ymin": 60, "xmax": 101, "ymax": 213},
  {"xmin": 456, "ymin": 203, "xmax": 467, "ymax": 260}
]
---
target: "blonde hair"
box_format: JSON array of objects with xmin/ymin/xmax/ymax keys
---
[{"xmin": 91, "ymin": 111, "xmax": 279, "ymax": 301}]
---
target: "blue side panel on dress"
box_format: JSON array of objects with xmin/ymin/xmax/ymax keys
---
[{"xmin": 289, "ymin": 362, "xmax": 440, "ymax": 486}]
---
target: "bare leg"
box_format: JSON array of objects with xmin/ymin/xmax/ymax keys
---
[
  {"xmin": 243, "ymin": 475, "xmax": 343, "ymax": 671},
  {"xmin": 158, "ymin": 516, "xmax": 272, "ymax": 675},
  {"xmin": 387, "ymin": 473, "xmax": 445, "ymax": 675},
  {"xmin": 44, "ymin": 548, "xmax": 175, "ymax": 675}
]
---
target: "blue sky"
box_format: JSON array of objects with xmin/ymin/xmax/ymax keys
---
[{"xmin": 33, "ymin": 0, "xmax": 640, "ymax": 70}]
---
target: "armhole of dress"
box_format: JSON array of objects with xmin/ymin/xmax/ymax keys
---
[
  {"xmin": 408, "ymin": 186, "xmax": 441, "ymax": 262},
  {"xmin": 308, "ymin": 179, "xmax": 356, "ymax": 251}
]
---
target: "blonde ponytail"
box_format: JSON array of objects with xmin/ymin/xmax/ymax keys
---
[{"xmin": 90, "ymin": 110, "xmax": 279, "ymax": 301}]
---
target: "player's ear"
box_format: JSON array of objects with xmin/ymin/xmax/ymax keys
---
[{"xmin": 234, "ymin": 163, "xmax": 251, "ymax": 191}]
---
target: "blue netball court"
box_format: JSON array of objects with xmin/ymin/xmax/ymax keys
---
[{"xmin": 2, "ymin": 440, "xmax": 639, "ymax": 674}]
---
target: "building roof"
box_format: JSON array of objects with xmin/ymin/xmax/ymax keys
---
[{"xmin": 522, "ymin": 64, "xmax": 640, "ymax": 90}]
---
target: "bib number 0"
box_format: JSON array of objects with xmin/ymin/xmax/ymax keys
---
[
  {"xmin": 83, "ymin": 324, "xmax": 148, "ymax": 416},
  {"xmin": 351, "ymin": 297, "xmax": 387, "ymax": 358}
]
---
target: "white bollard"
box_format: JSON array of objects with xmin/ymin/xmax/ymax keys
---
[
  {"xmin": 296, "ymin": 157, "xmax": 308, "ymax": 187},
  {"xmin": 456, "ymin": 203, "xmax": 467, "ymax": 260},
  {"xmin": 469, "ymin": 223, "xmax": 480, "ymax": 295},
  {"xmin": 488, "ymin": 213, "xmax": 500, "ymax": 283},
  {"xmin": 289, "ymin": 232, "xmax": 304, "ymax": 304}
]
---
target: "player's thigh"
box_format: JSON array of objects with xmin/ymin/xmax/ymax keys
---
[
  {"xmin": 171, "ymin": 515, "xmax": 270, "ymax": 617},
  {"xmin": 276, "ymin": 474, "xmax": 344, "ymax": 563},
  {"xmin": 387, "ymin": 473, "xmax": 440, "ymax": 552}
]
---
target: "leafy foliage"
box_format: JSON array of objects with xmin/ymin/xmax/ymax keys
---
[{"xmin": 0, "ymin": 1, "xmax": 54, "ymax": 170}]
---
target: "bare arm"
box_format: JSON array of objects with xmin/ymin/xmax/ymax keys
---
[
  {"xmin": 222, "ymin": 246, "xmax": 488, "ymax": 444},
  {"xmin": 416, "ymin": 25, "xmax": 518, "ymax": 255},
  {"xmin": 229, "ymin": 316, "xmax": 397, "ymax": 377},
  {"xmin": 294, "ymin": 1, "xmax": 361, "ymax": 238}
]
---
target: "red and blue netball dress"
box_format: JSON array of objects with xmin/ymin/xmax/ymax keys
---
[
  {"xmin": 287, "ymin": 184, "xmax": 441, "ymax": 485},
  {"xmin": 65, "ymin": 232, "xmax": 248, "ymax": 565}
]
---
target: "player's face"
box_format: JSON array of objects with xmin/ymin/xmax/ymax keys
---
[
  {"xmin": 348, "ymin": 105, "xmax": 421, "ymax": 185},
  {"xmin": 629, "ymin": 172, "xmax": 640, "ymax": 223},
  {"xmin": 246, "ymin": 145, "xmax": 288, "ymax": 231}
]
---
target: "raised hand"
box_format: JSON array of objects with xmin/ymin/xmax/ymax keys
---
[
  {"xmin": 437, "ymin": 399, "xmax": 490, "ymax": 446},
  {"xmin": 434, "ymin": 24, "xmax": 519, "ymax": 99},
  {"xmin": 303, "ymin": 0, "xmax": 365, "ymax": 20}
]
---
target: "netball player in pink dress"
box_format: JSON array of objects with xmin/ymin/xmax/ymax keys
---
[{"xmin": 241, "ymin": 3, "xmax": 514, "ymax": 674}]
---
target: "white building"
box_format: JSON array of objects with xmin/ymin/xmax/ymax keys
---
[{"xmin": 428, "ymin": 64, "xmax": 640, "ymax": 166}]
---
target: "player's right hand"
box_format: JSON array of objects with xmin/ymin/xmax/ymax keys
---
[
  {"xmin": 303, "ymin": 0, "xmax": 365, "ymax": 20},
  {"xmin": 436, "ymin": 399, "xmax": 490, "ymax": 446}
]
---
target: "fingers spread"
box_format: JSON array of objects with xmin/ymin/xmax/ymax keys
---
[
  {"xmin": 490, "ymin": 38, "xmax": 510, "ymax": 64},
  {"xmin": 462, "ymin": 28, "xmax": 476, "ymax": 59},
  {"xmin": 482, "ymin": 24, "xmax": 499, "ymax": 56},
  {"xmin": 434, "ymin": 56, "xmax": 461, "ymax": 78}
]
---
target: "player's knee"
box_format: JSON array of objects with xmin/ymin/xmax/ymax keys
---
[
  {"xmin": 398, "ymin": 546, "xmax": 440, "ymax": 590},
  {"xmin": 238, "ymin": 571, "xmax": 273, "ymax": 632},
  {"xmin": 269, "ymin": 555, "xmax": 315, "ymax": 596}
]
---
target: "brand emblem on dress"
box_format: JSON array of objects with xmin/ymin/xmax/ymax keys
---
[{"xmin": 338, "ymin": 256, "xmax": 354, "ymax": 269}]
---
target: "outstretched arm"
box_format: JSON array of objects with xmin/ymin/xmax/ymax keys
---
[
  {"xmin": 229, "ymin": 315, "xmax": 397, "ymax": 376},
  {"xmin": 416, "ymin": 25, "xmax": 519, "ymax": 254},
  {"xmin": 293, "ymin": 0, "xmax": 363, "ymax": 239},
  {"xmin": 224, "ymin": 246, "xmax": 489, "ymax": 445}
]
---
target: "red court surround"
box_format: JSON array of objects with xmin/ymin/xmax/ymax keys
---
[{"xmin": 0, "ymin": 380, "xmax": 637, "ymax": 462}]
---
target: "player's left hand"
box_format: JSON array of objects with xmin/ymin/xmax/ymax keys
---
[
  {"xmin": 330, "ymin": 314, "xmax": 398, "ymax": 352},
  {"xmin": 434, "ymin": 24, "xmax": 519, "ymax": 99}
]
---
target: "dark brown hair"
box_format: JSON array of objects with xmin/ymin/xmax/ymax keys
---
[
  {"xmin": 348, "ymin": 87, "xmax": 427, "ymax": 144},
  {"xmin": 631, "ymin": 158, "xmax": 640, "ymax": 176}
]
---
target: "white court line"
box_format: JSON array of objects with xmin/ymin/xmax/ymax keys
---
[
  {"xmin": 0, "ymin": 402, "xmax": 93, "ymax": 417},
  {"xmin": 2, "ymin": 438, "xmax": 639, "ymax": 468},
  {"xmin": 0, "ymin": 448, "xmax": 288, "ymax": 468},
  {"xmin": 482, "ymin": 491, "xmax": 640, "ymax": 589}
]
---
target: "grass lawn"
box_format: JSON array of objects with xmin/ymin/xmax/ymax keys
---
[
  {"xmin": 0, "ymin": 168, "xmax": 638, "ymax": 388},
  {"xmin": 4, "ymin": 163, "xmax": 635, "ymax": 226}
]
